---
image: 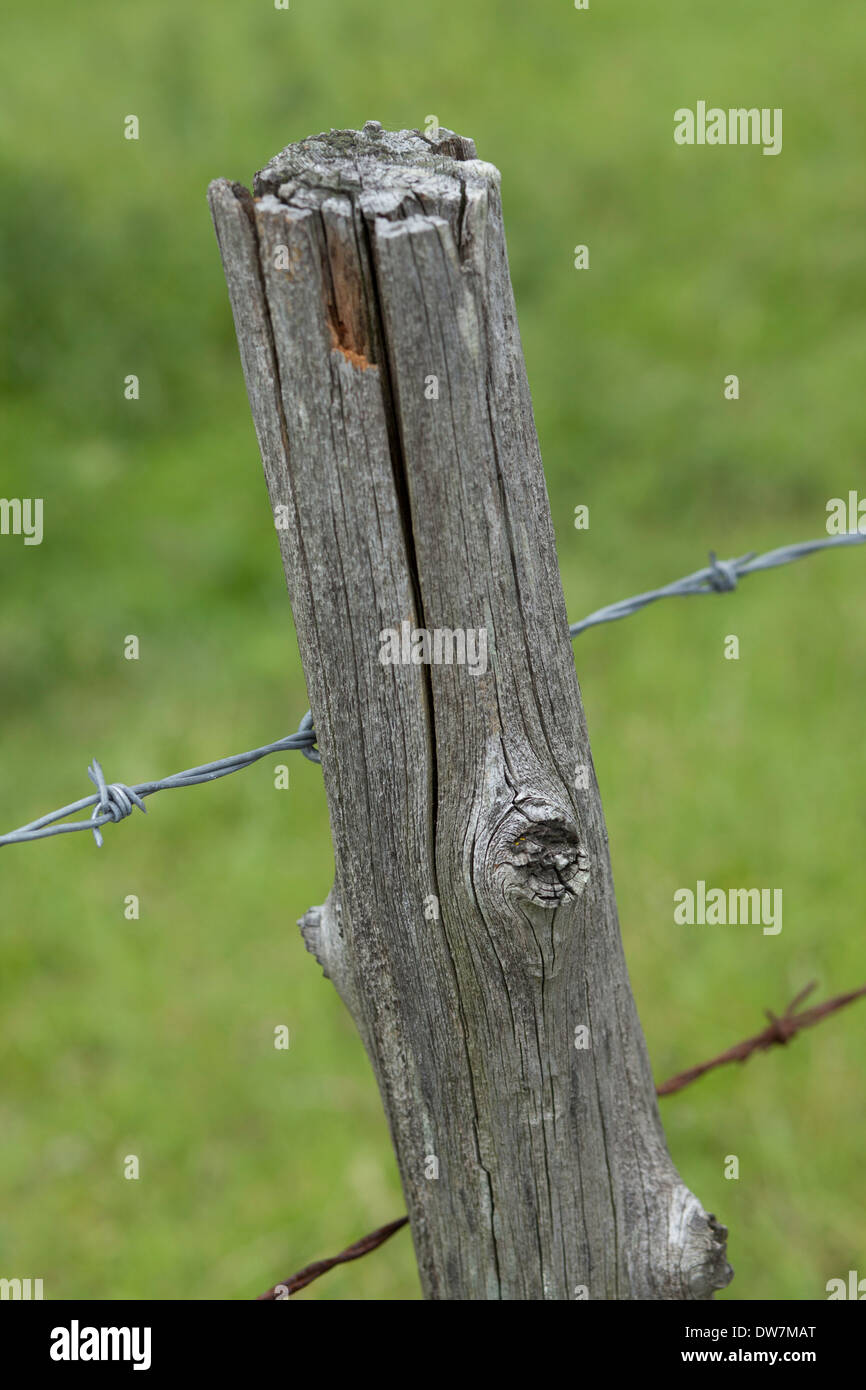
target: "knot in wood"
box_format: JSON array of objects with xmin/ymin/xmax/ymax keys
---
[{"xmin": 491, "ymin": 799, "xmax": 589, "ymax": 908}]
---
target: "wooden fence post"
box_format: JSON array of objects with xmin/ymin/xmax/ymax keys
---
[{"xmin": 208, "ymin": 124, "xmax": 732, "ymax": 1300}]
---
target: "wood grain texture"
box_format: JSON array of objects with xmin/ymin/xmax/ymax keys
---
[{"xmin": 208, "ymin": 124, "xmax": 732, "ymax": 1300}]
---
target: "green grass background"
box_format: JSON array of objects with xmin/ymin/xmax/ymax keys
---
[{"xmin": 1, "ymin": 0, "xmax": 863, "ymax": 1300}]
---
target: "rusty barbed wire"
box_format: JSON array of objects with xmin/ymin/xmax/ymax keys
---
[
  {"xmin": 655, "ymin": 980, "xmax": 866, "ymax": 1096},
  {"xmin": 257, "ymin": 1217, "xmax": 410, "ymax": 1299}
]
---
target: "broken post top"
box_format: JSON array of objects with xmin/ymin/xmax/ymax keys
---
[
  {"xmin": 228, "ymin": 122, "xmax": 505, "ymax": 377},
  {"xmin": 252, "ymin": 121, "xmax": 494, "ymax": 218}
]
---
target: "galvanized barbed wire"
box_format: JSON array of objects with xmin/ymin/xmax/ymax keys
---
[
  {"xmin": 2, "ymin": 531, "xmax": 864, "ymax": 849},
  {"xmin": 569, "ymin": 531, "xmax": 866, "ymax": 636},
  {"xmin": 0, "ymin": 714, "xmax": 319, "ymax": 848}
]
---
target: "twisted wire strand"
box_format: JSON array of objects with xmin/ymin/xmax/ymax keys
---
[
  {"xmin": 568, "ymin": 531, "xmax": 866, "ymax": 636},
  {"xmin": 0, "ymin": 721, "xmax": 318, "ymax": 847},
  {"xmin": 2, "ymin": 531, "xmax": 863, "ymax": 848}
]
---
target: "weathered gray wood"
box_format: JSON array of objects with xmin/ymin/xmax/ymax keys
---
[{"xmin": 209, "ymin": 124, "xmax": 732, "ymax": 1300}]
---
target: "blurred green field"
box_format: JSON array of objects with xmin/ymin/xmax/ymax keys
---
[{"xmin": 1, "ymin": 0, "xmax": 864, "ymax": 1300}]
